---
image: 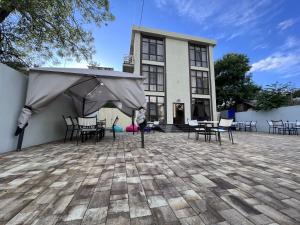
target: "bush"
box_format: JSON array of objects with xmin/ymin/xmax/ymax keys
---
[{"xmin": 255, "ymin": 83, "xmax": 291, "ymax": 111}]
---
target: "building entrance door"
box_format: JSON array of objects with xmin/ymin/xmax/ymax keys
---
[{"xmin": 173, "ymin": 103, "xmax": 185, "ymax": 124}]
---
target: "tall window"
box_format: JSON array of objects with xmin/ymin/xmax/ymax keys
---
[
  {"xmin": 191, "ymin": 98, "xmax": 211, "ymax": 121},
  {"xmin": 191, "ymin": 70, "xmax": 209, "ymax": 94},
  {"xmin": 142, "ymin": 64, "xmax": 164, "ymax": 92},
  {"xmin": 146, "ymin": 96, "xmax": 165, "ymax": 123},
  {"xmin": 142, "ymin": 36, "xmax": 164, "ymax": 62},
  {"xmin": 189, "ymin": 44, "xmax": 208, "ymax": 67}
]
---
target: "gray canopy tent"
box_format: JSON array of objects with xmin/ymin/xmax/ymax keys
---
[{"xmin": 15, "ymin": 67, "xmax": 146, "ymax": 150}]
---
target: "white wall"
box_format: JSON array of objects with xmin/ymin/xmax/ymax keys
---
[
  {"xmin": 133, "ymin": 32, "xmax": 141, "ymax": 75},
  {"xmin": 235, "ymin": 106, "xmax": 300, "ymax": 132},
  {"xmin": 0, "ymin": 64, "xmax": 77, "ymax": 153},
  {"xmin": 99, "ymin": 108, "xmax": 133, "ymax": 128},
  {"xmin": 166, "ymin": 38, "xmax": 191, "ymax": 124}
]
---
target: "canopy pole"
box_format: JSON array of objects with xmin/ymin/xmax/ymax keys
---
[
  {"xmin": 16, "ymin": 123, "xmax": 28, "ymax": 151},
  {"xmin": 82, "ymin": 98, "xmax": 86, "ymax": 116},
  {"xmin": 132, "ymin": 110, "xmax": 135, "ymax": 135},
  {"xmin": 141, "ymin": 127, "xmax": 145, "ymax": 148},
  {"xmin": 16, "ymin": 128, "xmax": 25, "ymax": 151},
  {"xmin": 112, "ymin": 116, "xmax": 118, "ymax": 141}
]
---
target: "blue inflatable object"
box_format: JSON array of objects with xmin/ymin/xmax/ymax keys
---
[{"xmin": 113, "ymin": 125, "xmax": 123, "ymax": 132}]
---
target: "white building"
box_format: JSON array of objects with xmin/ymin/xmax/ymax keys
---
[{"xmin": 123, "ymin": 26, "xmax": 217, "ymax": 124}]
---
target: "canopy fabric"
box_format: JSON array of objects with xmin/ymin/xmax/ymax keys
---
[{"xmin": 17, "ymin": 68, "xmax": 146, "ymax": 129}]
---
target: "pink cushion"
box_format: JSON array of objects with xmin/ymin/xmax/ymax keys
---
[{"xmin": 126, "ymin": 124, "xmax": 139, "ymax": 132}]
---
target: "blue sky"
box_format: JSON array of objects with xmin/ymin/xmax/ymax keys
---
[{"xmin": 68, "ymin": 0, "xmax": 300, "ymax": 88}]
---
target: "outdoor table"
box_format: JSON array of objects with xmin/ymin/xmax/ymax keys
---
[
  {"xmin": 198, "ymin": 120, "xmax": 219, "ymax": 125},
  {"xmin": 198, "ymin": 120, "xmax": 219, "ymax": 132},
  {"xmin": 196, "ymin": 121, "xmax": 219, "ymax": 142}
]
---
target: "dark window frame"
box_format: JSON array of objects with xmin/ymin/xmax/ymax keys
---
[
  {"xmin": 190, "ymin": 70, "xmax": 209, "ymax": 95},
  {"xmin": 146, "ymin": 95, "xmax": 165, "ymax": 123},
  {"xmin": 189, "ymin": 44, "xmax": 208, "ymax": 67},
  {"xmin": 142, "ymin": 36, "xmax": 164, "ymax": 62},
  {"xmin": 142, "ymin": 64, "xmax": 164, "ymax": 92}
]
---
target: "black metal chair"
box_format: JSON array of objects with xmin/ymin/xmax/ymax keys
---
[
  {"xmin": 76, "ymin": 116, "xmax": 99, "ymax": 145},
  {"xmin": 274, "ymin": 120, "xmax": 287, "ymax": 135},
  {"xmin": 250, "ymin": 121, "xmax": 258, "ymax": 132},
  {"xmin": 210, "ymin": 119, "xmax": 234, "ymax": 145},
  {"xmin": 70, "ymin": 117, "xmax": 79, "ymax": 141},
  {"xmin": 267, "ymin": 120, "xmax": 275, "ymax": 134},
  {"xmin": 62, "ymin": 116, "xmax": 73, "ymax": 142},
  {"xmin": 244, "ymin": 121, "xmax": 252, "ymax": 131},
  {"xmin": 283, "ymin": 121, "xmax": 296, "ymax": 135},
  {"xmin": 295, "ymin": 121, "xmax": 300, "ymax": 135}
]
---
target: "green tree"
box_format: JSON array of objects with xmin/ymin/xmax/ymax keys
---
[
  {"xmin": 0, "ymin": 0, "xmax": 114, "ymax": 69},
  {"xmin": 255, "ymin": 83, "xmax": 291, "ymax": 111},
  {"xmin": 215, "ymin": 53, "xmax": 260, "ymax": 110},
  {"xmin": 292, "ymin": 89, "xmax": 300, "ymax": 98}
]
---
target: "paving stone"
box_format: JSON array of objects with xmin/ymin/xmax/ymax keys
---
[
  {"xmin": 0, "ymin": 132, "xmax": 299, "ymax": 225},
  {"xmin": 63, "ymin": 204, "xmax": 88, "ymax": 221},
  {"xmin": 81, "ymin": 207, "xmax": 107, "ymax": 225},
  {"xmin": 129, "ymin": 201, "xmax": 152, "ymax": 218},
  {"xmin": 147, "ymin": 195, "xmax": 168, "ymax": 208},
  {"xmin": 106, "ymin": 212, "xmax": 130, "ymax": 225},
  {"xmin": 108, "ymin": 199, "xmax": 129, "ymax": 214},
  {"xmin": 130, "ymin": 215, "xmax": 155, "ymax": 225},
  {"xmin": 151, "ymin": 206, "xmax": 179, "ymax": 224},
  {"xmin": 219, "ymin": 208, "xmax": 254, "ymax": 225},
  {"xmin": 254, "ymin": 204, "xmax": 297, "ymax": 225},
  {"xmin": 180, "ymin": 215, "xmax": 206, "ymax": 225}
]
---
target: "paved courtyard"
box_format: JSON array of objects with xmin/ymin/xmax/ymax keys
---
[{"xmin": 0, "ymin": 132, "xmax": 299, "ymax": 225}]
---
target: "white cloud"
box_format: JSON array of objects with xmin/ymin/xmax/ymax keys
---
[
  {"xmin": 282, "ymin": 36, "xmax": 300, "ymax": 49},
  {"xmin": 251, "ymin": 54, "xmax": 298, "ymax": 72},
  {"xmin": 277, "ymin": 19, "xmax": 296, "ymax": 31},
  {"xmin": 154, "ymin": 0, "xmax": 283, "ymax": 40},
  {"xmin": 251, "ymin": 37, "xmax": 300, "ymax": 78},
  {"xmin": 253, "ymin": 43, "xmax": 269, "ymax": 50},
  {"xmin": 155, "ymin": 0, "xmax": 167, "ymax": 8}
]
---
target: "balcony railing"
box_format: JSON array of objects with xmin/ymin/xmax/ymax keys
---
[{"xmin": 123, "ymin": 55, "xmax": 134, "ymax": 65}]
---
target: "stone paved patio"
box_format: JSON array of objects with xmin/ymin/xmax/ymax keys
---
[{"xmin": 0, "ymin": 132, "xmax": 300, "ymax": 225}]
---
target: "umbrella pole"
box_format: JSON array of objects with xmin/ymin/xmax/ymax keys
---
[{"xmin": 132, "ymin": 110, "xmax": 135, "ymax": 135}]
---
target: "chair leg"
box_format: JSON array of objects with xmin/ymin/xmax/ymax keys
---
[
  {"xmin": 70, "ymin": 128, "xmax": 74, "ymax": 141},
  {"xmin": 64, "ymin": 128, "xmax": 68, "ymax": 143},
  {"xmin": 230, "ymin": 130, "xmax": 234, "ymax": 144},
  {"xmin": 218, "ymin": 132, "xmax": 221, "ymax": 145},
  {"xmin": 76, "ymin": 130, "xmax": 79, "ymax": 146}
]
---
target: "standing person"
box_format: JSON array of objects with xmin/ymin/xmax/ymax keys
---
[{"xmin": 136, "ymin": 107, "xmax": 147, "ymax": 148}]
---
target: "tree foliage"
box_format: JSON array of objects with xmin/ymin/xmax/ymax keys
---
[
  {"xmin": 255, "ymin": 83, "xmax": 291, "ymax": 111},
  {"xmin": 215, "ymin": 53, "xmax": 260, "ymax": 110},
  {"xmin": 0, "ymin": 0, "xmax": 114, "ymax": 69},
  {"xmin": 292, "ymin": 89, "xmax": 300, "ymax": 98}
]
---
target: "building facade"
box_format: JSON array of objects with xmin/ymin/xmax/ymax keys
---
[{"xmin": 123, "ymin": 26, "xmax": 217, "ymax": 124}]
